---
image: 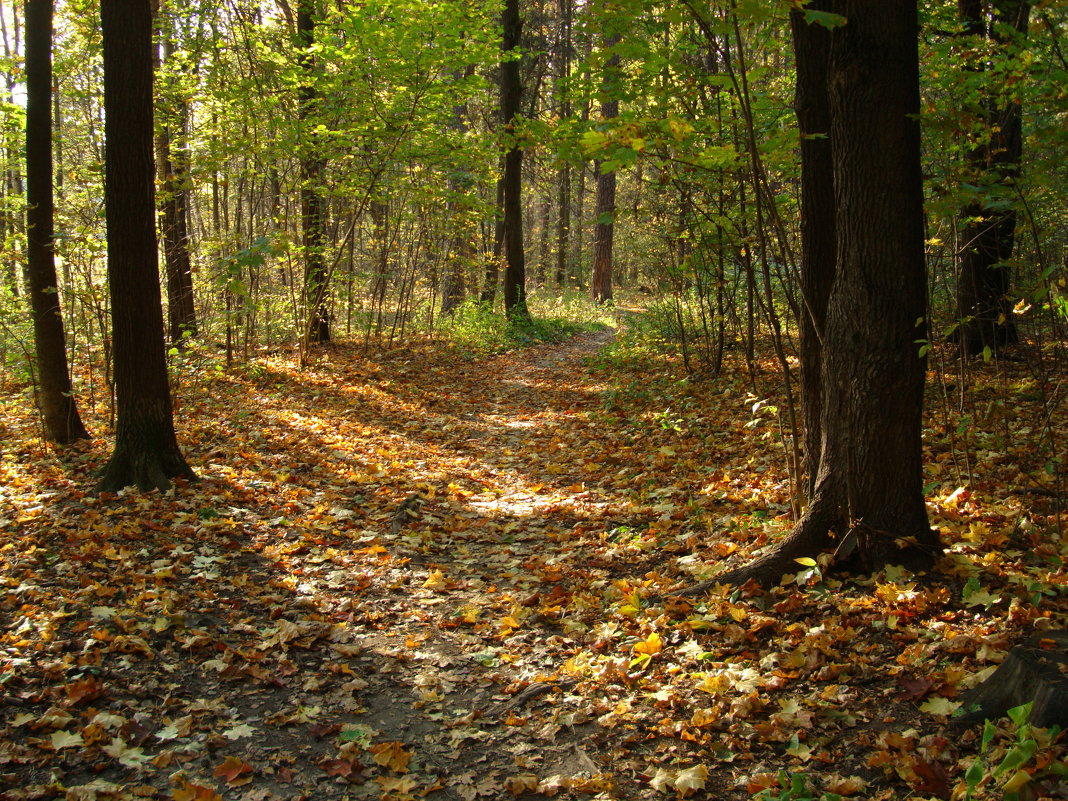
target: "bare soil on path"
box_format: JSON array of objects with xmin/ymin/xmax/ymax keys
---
[{"xmin": 3, "ymin": 328, "xmax": 1066, "ymax": 801}]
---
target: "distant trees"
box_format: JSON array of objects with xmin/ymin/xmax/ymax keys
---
[
  {"xmin": 297, "ymin": 0, "xmax": 331, "ymax": 345},
  {"xmin": 96, "ymin": 0, "xmax": 195, "ymax": 492},
  {"xmin": 590, "ymin": 28, "xmax": 620, "ymax": 306},
  {"xmin": 2, "ymin": 0, "xmax": 1067, "ymax": 501},
  {"xmin": 155, "ymin": 2, "xmax": 198, "ymax": 345},
  {"xmin": 500, "ymin": 0, "xmax": 529, "ymax": 319},
  {"xmin": 24, "ymin": 0, "xmax": 88, "ymax": 444},
  {"xmin": 954, "ymin": 0, "xmax": 1031, "ymax": 355}
]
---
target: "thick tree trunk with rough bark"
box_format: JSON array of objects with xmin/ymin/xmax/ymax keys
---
[
  {"xmin": 500, "ymin": 0, "xmax": 528, "ymax": 319},
  {"xmin": 97, "ymin": 0, "xmax": 196, "ymax": 493},
  {"xmin": 955, "ymin": 0, "xmax": 1029, "ymax": 356},
  {"xmin": 713, "ymin": 1, "xmax": 938, "ymax": 588},
  {"xmin": 791, "ymin": 3, "xmax": 836, "ymax": 502},
  {"xmin": 25, "ymin": 0, "xmax": 88, "ymax": 444}
]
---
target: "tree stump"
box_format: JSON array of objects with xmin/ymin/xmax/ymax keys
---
[{"xmin": 952, "ymin": 630, "xmax": 1068, "ymax": 730}]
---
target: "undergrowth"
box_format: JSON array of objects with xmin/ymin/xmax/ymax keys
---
[{"xmin": 436, "ymin": 291, "xmax": 614, "ymax": 356}]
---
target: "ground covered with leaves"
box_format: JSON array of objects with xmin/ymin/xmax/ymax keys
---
[{"xmin": 1, "ymin": 328, "xmax": 1066, "ymax": 801}]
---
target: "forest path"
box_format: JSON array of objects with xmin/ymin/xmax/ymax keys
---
[
  {"xmin": 5, "ymin": 323, "xmax": 1066, "ymax": 801},
  {"xmin": 1, "ymin": 324, "xmax": 680, "ymax": 801}
]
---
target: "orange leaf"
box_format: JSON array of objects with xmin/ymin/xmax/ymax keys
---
[
  {"xmin": 319, "ymin": 758, "xmax": 360, "ymax": 778},
  {"xmin": 213, "ymin": 755, "xmax": 253, "ymax": 784},
  {"xmin": 64, "ymin": 676, "xmax": 106, "ymax": 706},
  {"xmin": 370, "ymin": 741, "xmax": 412, "ymax": 773},
  {"xmin": 633, "ymin": 631, "xmax": 662, "ymax": 656},
  {"xmin": 173, "ymin": 781, "xmax": 223, "ymax": 801}
]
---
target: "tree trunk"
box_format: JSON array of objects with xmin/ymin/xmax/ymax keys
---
[
  {"xmin": 25, "ymin": 0, "xmax": 88, "ymax": 444},
  {"xmin": 97, "ymin": 0, "xmax": 196, "ymax": 493},
  {"xmin": 155, "ymin": 7, "xmax": 197, "ymax": 345},
  {"xmin": 791, "ymin": 2, "xmax": 836, "ymax": 502},
  {"xmin": 954, "ymin": 0, "xmax": 1030, "ymax": 356},
  {"xmin": 298, "ymin": 1, "xmax": 330, "ymax": 344},
  {"xmin": 590, "ymin": 33, "xmax": 620, "ymax": 305},
  {"xmin": 500, "ymin": 0, "xmax": 528, "ymax": 319},
  {"xmin": 480, "ymin": 172, "xmax": 503, "ymax": 304},
  {"xmin": 714, "ymin": 0, "xmax": 938, "ymax": 588},
  {"xmin": 952, "ymin": 630, "xmax": 1068, "ymax": 730},
  {"xmin": 441, "ymin": 69, "xmax": 473, "ymax": 317},
  {"xmin": 554, "ymin": 0, "xmax": 572, "ymax": 287}
]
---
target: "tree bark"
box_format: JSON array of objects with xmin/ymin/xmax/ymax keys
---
[
  {"xmin": 714, "ymin": 0, "xmax": 938, "ymax": 588},
  {"xmin": 97, "ymin": 0, "xmax": 196, "ymax": 493},
  {"xmin": 954, "ymin": 0, "xmax": 1030, "ymax": 356},
  {"xmin": 441, "ymin": 68, "xmax": 474, "ymax": 316},
  {"xmin": 25, "ymin": 0, "xmax": 88, "ymax": 444},
  {"xmin": 298, "ymin": 0, "xmax": 330, "ymax": 344},
  {"xmin": 500, "ymin": 0, "xmax": 528, "ymax": 319},
  {"xmin": 791, "ymin": 2, "xmax": 836, "ymax": 502},
  {"xmin": 590, "ymin": 33, "xmax": 620, "ymax": 305},
  {"xmin": 554, "ymin": 0, "xmax": 572, "ymax": 287},
  {"xmin": 155, "ymin": 6, "xmax": 197, "ymax": 345}
]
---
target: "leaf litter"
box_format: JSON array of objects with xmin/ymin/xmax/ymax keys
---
[{"xmin": 0, "ymin": 330, "xmax": 1066, "ymax": 800}]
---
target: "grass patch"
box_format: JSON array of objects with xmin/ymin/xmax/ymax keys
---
[{"xmin": 438, "ymin": 292, "xmax": 613, "ymax": 356}]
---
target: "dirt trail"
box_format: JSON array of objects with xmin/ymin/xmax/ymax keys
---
[{"xmin": 2, "ymin": 327, "xmax": 647, "ymax": 801}]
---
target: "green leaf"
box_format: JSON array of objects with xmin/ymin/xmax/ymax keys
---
[
  {"xmin": 803, "ymin": 10, "xmax": 847, "ymax": 29},
  {"xmin": 1007, "ymin": 702, "xmax": 1033, "ymax": 728}
]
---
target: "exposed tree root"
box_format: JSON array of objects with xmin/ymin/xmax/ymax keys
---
[
  {"xmin": 96, "ymin": 446, "xmax": 197, "ymax": 493},
  {"xmin": 675, "ymin": 512, "xmax": 941, "ymax": 596}
]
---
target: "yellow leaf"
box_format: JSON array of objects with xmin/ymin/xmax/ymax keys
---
[
  {"xmin": 824, "ymin": 775, "xmax": 867, "ymax": 796},
  {"xmin": 634, "ymin": 631, "xmax": 662, "ymax": 656},
  {"xmin": 674, "ymin": 764, "xmax": 708, "ymax": 795},
  {"xmin": 50, "ymin": 729, "xmax": 84, "ymax": 750},
  {"xmin": 919, "ymin": 696, "xmax": 961, "ymax": 716},
  {"xmin": 504, "ymin": 774, "xmax": 539, "ymax": 796},
  {"xmin": 370, "ymin": 741, "xmax": 412, "ymax": 773},
  {"xmin": 422, "ymin": 569, "xmax": 446, "ymax": 589},
  {"xmin": 1003, "ymin": 769, "xmax": 1032, "ymax": 793}
]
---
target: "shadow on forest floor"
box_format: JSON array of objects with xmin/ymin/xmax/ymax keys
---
[{"xmin": 0, "ymin": 330, "xmax": 1066, "ymax": 800}]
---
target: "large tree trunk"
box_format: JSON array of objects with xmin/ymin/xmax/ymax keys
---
[
  {"xmin": 97, "ymin": 0, "xmax": 196, "ymax": 493},
  {"xmin": 954, "ymin": 0, "xmax": 1030, "ymax": 356},
  {"xmin": 25, "ymin": 0, "xmax": 88, "ymax": 444},
  {"xmin": 298, "ymin": 1, "xmax": 330, "ymax": 344},
  {"xmin": 500, "ymin": 0, "xmax": 528, "ymax": 319},
  {"xmin": 713, "ymin": 0, "xmax": 938, "ymax": 588},
  {"xmin": 155, "ymin": 7, "xmax": 197, "ymax": 345},
  {"xmin": 791, "ymin": 2, "xmax": 836, "ymax": 501}
]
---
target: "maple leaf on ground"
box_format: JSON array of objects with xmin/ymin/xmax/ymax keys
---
[
  {"xmin": 896, "ymin": 675, "xmax": 935, "ymax": 701},
  {"xmin": 378, "ymin": 775, "xmax": 420, "ymax": 798},
  {"xmin": 213, "ymin": 755, "xmax": 254, "ymax": 785},
  {"xmin": 103, "ymin": 737, "xmax": 151, "ymax": 768},
  {"xmin": 919, "ymin": 696, "xmax": 961, "ymax": 716},
  {"xmin": 674, "ymin": 764, "xmax": 709, "ymax": 796},
  {"xmin": 50, "ymin": 730, "xmax": 84, "ymax": 750},
  {"xmin": 172, "ymin": 780, "xmax": 223, "ymax": 801},
  {"xmin": 64, "ymin": 676, "xmax": 106, "ymax": 705},
  {"xmin": 370, "ymin": 740, "xmax": 413, "ymax": 772},
  {"xmin": 911, "ymin": 756, "xmax": 951, "ymax": 800},
  {"xmin": 319, "ymin": 757, "xmax": 362, "ymax": 780},
  {"xmin": 504, "ymin": 774, "xmax": 539, "ymax": 796}
]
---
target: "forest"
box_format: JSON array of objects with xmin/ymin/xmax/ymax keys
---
[{"xmin": 1, "ymin": 0, "xmax": 1067, "ymax": 799}]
